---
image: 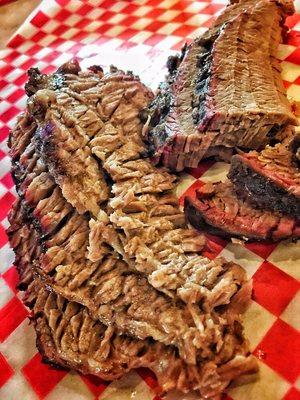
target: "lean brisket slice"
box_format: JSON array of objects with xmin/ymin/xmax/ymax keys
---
[
  {"xmin": 228, "ymin": 142, "xmax": 300, "ymax": 216},
  {"xmin": 146, "ymin": 0, "xmax": 296, "ymax": 171},
  {"xmin": 8, "ymin": 209, "xmax": 257, "ymax": 398},
  {"xmin": 185, "ymin": 182, "xmax": 300, "ymax": 241},
  {"xmin": 23, "ymin": 64, "xmax": 252, "ymax": 311},
  {"xmin": 11, "ymin": 133, "xmax": 250, "ymax": 367},
  {"xmin": 7, "ymin": 61, "xmax": 259, "ymax": 397}
]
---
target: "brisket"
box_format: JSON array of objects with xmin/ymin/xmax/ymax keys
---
[
  {"xmin": 185, "ymin": 181, "xmax": 300, "ymax": 241},
  {"xmin": 7, "ymin": 60, "xmax": 259, "ymax": 396},
  {"xmin": 228, "ymin": 142, "xmax": 300, "ymax": 216},
  {"xmin": 21, "ymin": 64, "xmax": 252, "ymax": 310},
  {"xmin": 10, "ymin": 111, "xmax": 248, "ymax": 315},
  {"xmin": 12, "ymin": 147, "xmax": 249, "ymax": 366},
  {"xmin": 146, "ymin": 0, "xmax": 296, "ymax": 171},
  {"xmin": 30, "ymin": 281, "xmax": 257, "ymax": 397},
  {"xmin": 10, "ymin": 212, "xmax": 257, "ymax": 398}
]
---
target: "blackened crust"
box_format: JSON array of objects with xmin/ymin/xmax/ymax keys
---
[
  {"xmin": 228, "ymin": 155, "xmax": 300, "ymax": 216},
  {"xmin": 185, "ymin": 197, "xmax": 268, "ymax": 242}
]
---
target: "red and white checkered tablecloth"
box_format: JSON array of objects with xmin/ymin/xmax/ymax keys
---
[{"xmin": 0, "ymin": 1, "xmax": 299, "ymax": 399}]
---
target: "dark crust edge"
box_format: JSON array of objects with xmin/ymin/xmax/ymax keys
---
[
  {"xmin": 228, "ymin": 155, "xmax": 300, "ymax": 217},
  {"xmin": 184, "ymin": 196, "xmax": 300, "ymax": 243},
  {"xmin": 34, "ymin": 318, "xmax": 69, "ymax": 371},
  {"xmin": 184, "ymin": 197, "xmax": 270, "ymax": 242}
]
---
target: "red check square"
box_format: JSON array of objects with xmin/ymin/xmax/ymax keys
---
[
  {"xmin": 0, "ymin": 192, "xmax": 15, "ymax": 222},
  {"xmin": 3, "ymin": 266, "xmax": 19, "ymax": 294},
  {"xmin": 283, "ymin": 388, "xmax": 300, "ymax": 400},
  {"xmin": 31, "ymin": 11, "xmax": 49, "ymax": 28},
  {"xmin": 254, "ymin": 319, "xmax": 300, "ymax": 383},
  {"xmin": 0, "ymin": 352, "xmax": 13, "ymax": 388},
  {"xmin": 252, "ymin": 261, "xmax": 300, "ymax": 317},
  {"xmin": 80, "ymin": 374, "xmax": 109, "ymax": 397},
  {"xmin": 22, "ymin": 353, "xmax": 67, "ymax": 398},
  {"xmin": 0, "ymin": 297, "xmax": 28, "ymax": 342},
  {"xmin": 245, "ymin": 241, "xmax": 277, "ymax": 260}
]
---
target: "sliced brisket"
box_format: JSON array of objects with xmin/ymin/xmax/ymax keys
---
[
  {"xmin": 7, "ymin": 61, "xmax": 258, "ymax": 396},
  {"xmin": 11, "ymin": 212, "xmax": 257, "ymax": 399},
  {"xmin": 228, "ymin": 142, "xmax": 300, "ymax": 216},
  {"xmin": 9, "ymin": 201, "xmax": 258, "ymax": 398},
  {"xmin": 12, "ymin": 151, "xmax": 248, "ymax": 366},
  {"xmin": 146, "ymin": 0, "xmax": 296, "ymax": 171},
  {"xmin": 30, "ymin": 281, "xmax": 258, "ymax": 397},
  {"xmin": 21, "ymin": 63, "xmax": 252, "ymax": 310},
  {"xmin": 185, "ymin": 181, "xmax": 300, "ymax": 241}
]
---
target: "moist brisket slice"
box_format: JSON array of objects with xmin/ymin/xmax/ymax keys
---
[
  {"xmin": 14, "ymin": 151, "xmax": 250, "ymax": 367},
  {"xmin": 228, "ymin": 142, "xmax": 300, "ymax": 216},
  {"xmin": 29, "ymin": 281, "xmax": 258, "ymax": 397},
  {"xmin": 8, "ymin": 60, "xmax": 259, "ymax": 396},
  {"xmin": 185, "ymin": 182, "xmax": 300, "ymax": 241},
  {"xmin": 9, "ymin": 64, "xmax": 257, "ymax": 374},
  {"xmin": 9, "ymin": 205, "xmax": 258, "ymax": 398},
  {"xmin": 22, "ymin": 64, "xmax": 255, "ymax": 314},
  {"xmin": 146, "ymin": 0, "xmax": 296, "ymax": 171}
]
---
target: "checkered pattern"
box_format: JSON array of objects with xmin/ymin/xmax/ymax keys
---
[{"xmin": 0, "ymin": 0, "xmax": 299, "ymax": 399}]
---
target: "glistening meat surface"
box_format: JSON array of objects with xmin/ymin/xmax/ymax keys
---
[
  {"xmin": 7, "ymin": 61, "xmax": 258, "ymax": 398},
  {"xmin": 146, "ymin": 0, "xmax": 296, "ymax": 171},
  {"xmin": 9, "ymin": 207, "xmax": 258, "ymax": 397},
  {"xmin": 24, "ymin": 63, "xmax": 250, "ymax": 309},
  {"xmin": 228, "ymin": 142, "xmax": 300, "ymax": 217},
  {"xmin": 185, "ymin": 181, "xmax": 300, "ymax": 241},
  {"xmin": 10, "ymin": 121, "xmax": 249, "ymax": 367}
]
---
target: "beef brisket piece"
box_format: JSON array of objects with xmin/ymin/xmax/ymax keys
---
[
  {"xmin": 26, "ymin": 82, "xmax": 110, "ymax": 217},
  {"xmin": 8, "ymin": 63, "xmax": 256, "ymax": 370},
  {"xmin": 228, "ymin": 142, "xmax": 300, "ymax": 216},
  {"xmin": 27, "ymin": 65, "xmax": 155, "ymax": 218},
  {"xmin": 146, "ymin": 0, "xmax": 296, "ymax": 171},
  {"xmin": 12, "ymin": 148, "xmax": 250, "ymax": 367},
  {"xmin": 185, "ymin": 182, "xmax": 300, "ymax": 241},
  {"xmin": 10, "ymin": 112, "xmax": 248, "ymax": 316},
  {"xmin": 8, "ymin": 60, "xmax": 259, "ymax": 396},
  {"xmin": 9, "ymin": 213, "xmax": 257, "ymax": 398},
  {"xmin": 30, "ymin": 281, "xmax": 258, "ymax": 398},
  {"xmin": 20, "ymin": 63, "xmax": 253, "ymax": 310}
]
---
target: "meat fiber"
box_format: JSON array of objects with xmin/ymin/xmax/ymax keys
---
[
  {"xmin": 7, "ymin": 61, "xmax": 258, "ymax": 397},
  {"xmin": 146, "ymin": 0, "xmax": 296, "ymax": 171},
  {"xmin": 22, "ymin": 64, "xmax": 250, "ymax": 310},
  {"xmin": 11, "ymin": 144, "xmax": 249, "ymax": 366},
  {"xmin": 228, "ymin": 142, "xmax": 300, "ymax": 217},
  {"xmin": 9, "ymin": 210, "xmax": 257, "ymax": 398},
  {"xmin": 185, "ymin": 181, "xmax": 300, "ymax": 241}
]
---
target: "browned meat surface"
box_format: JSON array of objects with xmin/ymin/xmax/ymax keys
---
[
  {"xmin": 10, "ymin": 112, "xmax": 248, "ymax": 313},
  {"xmin": 20, "ymin": 63, "xmax": 250, "ymax": 308},
  {"xmin": 228, "ymin": 142, "xmax": 300, "ymax": 216},
  {"xmin": 7, "ymin": 60, "xmax": 258, "ymax": 398},
  {"xmin": 146, "ymin": 0, "xmax": 296, "ymax": 171},
  {"xmin": 28, "ymin": 76, "xmax": 110, "ymax": 216},
  {"xmin": 185, "ymin": 181, "xmax": 300, "ymax": 241},
  {"xmin": 31, "ymin": 282, "xmax": 257, "ymax": 397},
  {"xmin": 12, "ymin": 150, "xmax": 249, "ymax": 366},
  {"xmin": 9, "ymin": 203, "xmax": 257, "ymax": 398}
]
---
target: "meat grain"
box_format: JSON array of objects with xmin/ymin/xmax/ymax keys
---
[{"xmin": 146, "ymin": 0, "xmax": 296, "ymax": 170}]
